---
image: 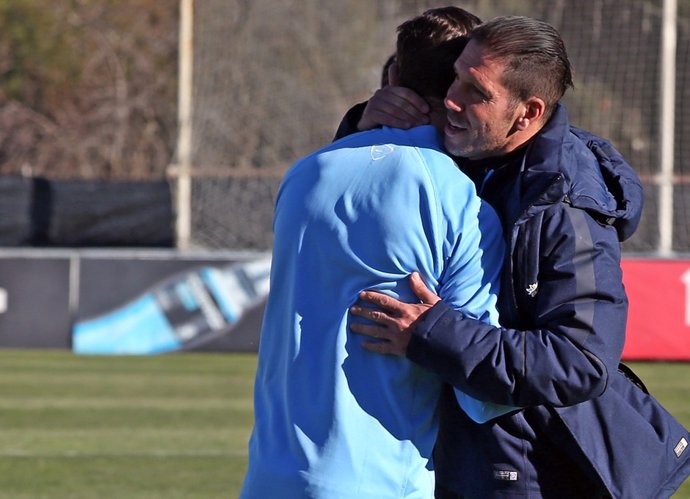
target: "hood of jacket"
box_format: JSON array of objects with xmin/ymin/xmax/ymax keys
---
[{"xmin": 517, "ymin": 104, "xmax": 643, "ymax": 242}]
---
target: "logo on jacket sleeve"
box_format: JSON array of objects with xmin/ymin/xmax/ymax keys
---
[
  {"xmin": 525, "ymin": 282, "xmax": 538, "ymax": 297},
  {"xmin": 494, "ymin": 470, "xmax": 518, "ymax": 481},
  {"xmin": 675, "ymin": 437, "xmax": 688, "ymax": 458}
]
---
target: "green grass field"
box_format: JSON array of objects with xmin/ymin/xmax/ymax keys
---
[{"xmin": 0, "ymin": 350, "xmax": 687, "ymax": 498}]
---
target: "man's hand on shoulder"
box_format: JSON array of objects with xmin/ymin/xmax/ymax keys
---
[{"xmin": 358, "ymin": 86, "xmax": 431, "ymax": 131}]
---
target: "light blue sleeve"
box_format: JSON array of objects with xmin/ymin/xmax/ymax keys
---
[
  {"xmin": 453, "ymin": 391, "xmax": 520, "ymax": 423},
  {"xmin": 426, "ymin": 158, "xmax": 521, "ymax": 423}
]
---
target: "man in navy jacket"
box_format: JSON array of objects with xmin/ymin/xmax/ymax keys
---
[{"xmin": 347, "ymin": 15, "xmax": 690, "ymax": 498}]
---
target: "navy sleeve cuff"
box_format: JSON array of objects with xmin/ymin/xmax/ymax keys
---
[{"xmin": 407, "ymin": 300, "xmax": 462, "ymax": 368}]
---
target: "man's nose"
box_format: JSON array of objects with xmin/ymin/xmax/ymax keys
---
[{"xmin": 445, "ymin": 95, "xmax": 462, "ymax": 112}]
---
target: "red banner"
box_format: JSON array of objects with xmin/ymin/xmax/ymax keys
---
[{"xmin": 621, "ymin": 259, "xmax": 690, "ymax": 361}]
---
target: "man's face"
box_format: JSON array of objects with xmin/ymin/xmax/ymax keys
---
[{"xmin": 443, "ymin": 39, "xmax": 523, "ymax": 160}]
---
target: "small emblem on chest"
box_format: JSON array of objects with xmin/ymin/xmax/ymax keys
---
[
  {"xmin": 525, "ymin": 282, "xmax": 539, "ymax": 297},
  {"xmin": 370, "ymin": 144, "xmax": 395, "ymax": 160}
]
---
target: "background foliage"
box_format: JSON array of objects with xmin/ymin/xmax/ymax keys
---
[{"xmin": 0, "ymin": 0, "xmax": 178, "ymax": 179}]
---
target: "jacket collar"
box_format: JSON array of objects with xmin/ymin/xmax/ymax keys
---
[{"xmin": 505, "ymin": 104, "xmax": 643, "ymax": 241}]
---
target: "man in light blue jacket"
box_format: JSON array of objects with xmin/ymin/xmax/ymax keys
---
[{"xmin": 240, "ymin": 8, "xmax": 508, "ymax": 498}]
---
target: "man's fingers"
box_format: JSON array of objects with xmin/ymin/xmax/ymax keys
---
[
  {"xmin": 363, "ymin": 86, "xmax": 430, "ymax": 129},
  {"xmin": 350, "ymin": 321, "xmax": 389, "ymax": 340},
  {"xmin": 366, "ymin": 105, "xmax": 427, "ymax": 129},
  {"xmin": 375, "ymin": 102, "xmax": 428, "ymax": 127},
  {"xmin": 361, "ymin": 340, "xmax": 396, "ymax": 356},
  {"xmin": 350, "ymin": 296, "xmax": 414, "ymax": 358},
  {"xmin": 362, "ymin": 341, "xmax": 391, "ymax": 355},
  {"xmin": 362, "ymin": 337, "xmax": 407, "ymax": 357},
  {"xmin": 409, "ymin": 272, "xmax": 440, "ymax": 305},
  {"xmin": 370, "ymin": 110, "xmax": 423, "ymax": 130},
  {"xmin": 356, "ymin": 291, "xmax": 404, "ymax": 316},
  {"xmin": 384, "ymin": 86, "xmax": 430, "ymax": 115},
  {"xmin": 350, "ymin": 304, "xmax": 395, "ymax": 326}
]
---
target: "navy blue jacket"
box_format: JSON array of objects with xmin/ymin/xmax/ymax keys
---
[{"xmin": 404, "ymin": 105, "xmax": 690, "ymax": 498}]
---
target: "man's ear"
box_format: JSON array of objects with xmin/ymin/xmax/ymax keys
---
[
  {"xmin": 515, "ymin": 97, "xmax": 546, "ymax": 130},
  {"xmin": 387, "ymin": 63, "xmax": 399, "ymax": 86}
]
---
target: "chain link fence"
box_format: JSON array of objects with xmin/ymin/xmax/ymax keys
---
[{"xmin": 178, "ymin": 0, "xmax": 690, "ymax": 254}]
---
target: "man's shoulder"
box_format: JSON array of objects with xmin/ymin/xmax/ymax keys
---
[
  {"xmin": 331, "ymin": 124, "xmax": 443, "ymax": 150},
  {"xmin": 327, "ymin": 125, "xmax": 462, "ymax": 174},
  {"xmin": 285, "ymin": 125, "xmax": 473, "ymax": 198}
]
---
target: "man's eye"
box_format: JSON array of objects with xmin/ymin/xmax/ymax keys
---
[{"xmin": 471, "ymin": 87, "xmax": 486, "ymax": 99}]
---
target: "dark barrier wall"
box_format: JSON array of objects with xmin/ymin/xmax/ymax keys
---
[
  {"xmin": 0, "ymin": 250, "xmax": 688, "ymax": 359},
  {"xmin": 0, "ymin": 176, "xmax": 174, "ymax": 247},
  {"xmin": 0, "ymin": 176, "xmax": 34, "ymax": 245},
  {"xmin": 0, "ymin": 253, "xmax": 72, "ymax": 348}
]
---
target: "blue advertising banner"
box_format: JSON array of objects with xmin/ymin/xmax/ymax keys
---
[{"xmin": 73, "ymin": 255, "xmax": 271, "ymax": 355}]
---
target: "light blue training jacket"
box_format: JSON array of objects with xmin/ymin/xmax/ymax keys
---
[{"xmin": 240, "ymin": 125, "xmax": 505, "ymax": 499}]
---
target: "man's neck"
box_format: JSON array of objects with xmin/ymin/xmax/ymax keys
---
[
  {"xmin": 462, "ymin": 145, "xmax": 527, "ymax": 171},
  {"xmin": 453, "ymin": 146, "xmax": 528, "ymax": 190}
]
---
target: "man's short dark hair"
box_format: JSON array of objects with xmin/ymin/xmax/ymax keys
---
[
  {"xmin": 471, "ymin": 16, "xmax": 574, "ymax": 119},
  {"xmin": 395, "ymin": 7, "xmax": 481, "ymax": 100}
]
